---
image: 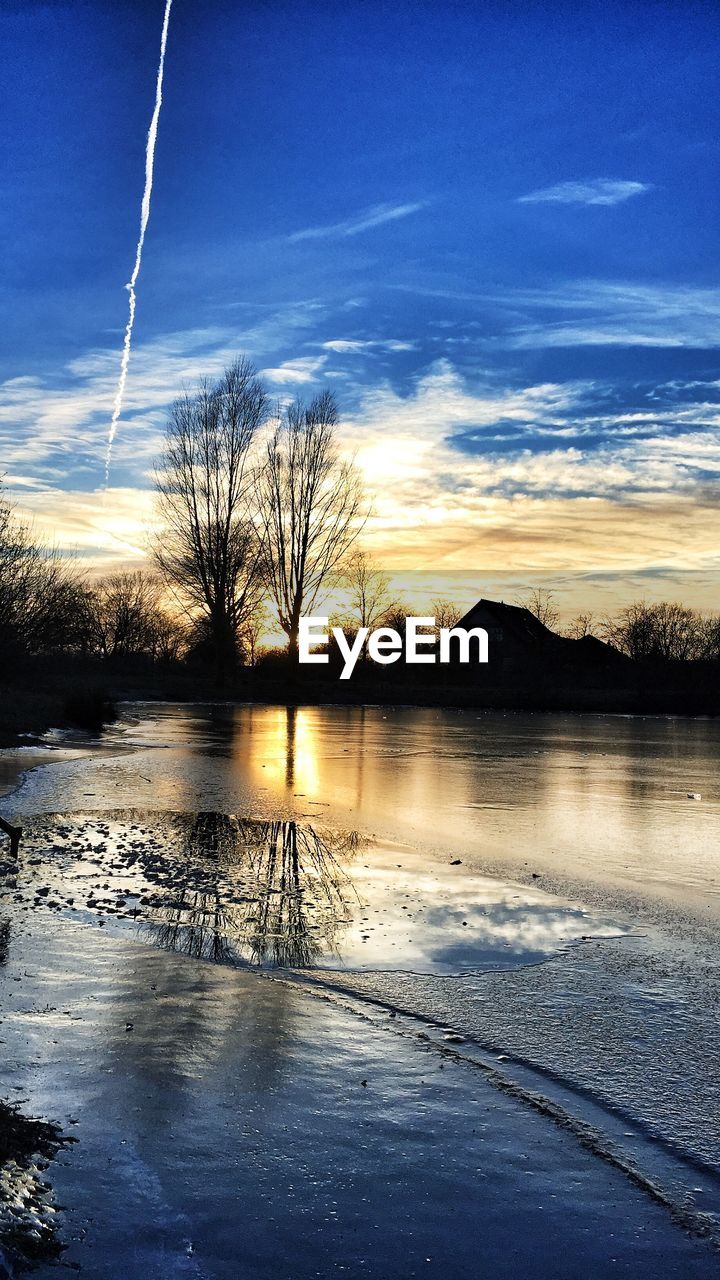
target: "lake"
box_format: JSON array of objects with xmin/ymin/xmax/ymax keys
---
[
  {"xmin": 14, "ymin": 702, "xmax": 720, "ymax": 911},
  {"xmin": 3, "ymin": 702, "xmax": 720, "ymax": 1232}
]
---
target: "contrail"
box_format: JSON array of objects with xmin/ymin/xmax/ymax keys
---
[{"xmin": 105, "ymin": 0, "xmax": 173, "ymax": 486}]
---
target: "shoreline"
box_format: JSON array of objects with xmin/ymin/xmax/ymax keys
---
[{"xmin": 3, "ymin": 646, "xmax": 720, "ymax": 757}]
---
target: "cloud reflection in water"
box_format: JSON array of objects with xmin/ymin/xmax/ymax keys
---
[{"xmin": 20, "ymin": 809, "xmax": 627, "ymax": 975}]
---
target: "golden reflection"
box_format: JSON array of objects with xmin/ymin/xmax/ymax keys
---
[{"xmin": 244, "ymin": 706, "xmax": 322, "ymax": 797}]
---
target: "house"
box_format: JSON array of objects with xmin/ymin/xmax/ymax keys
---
[{"xmin": 455, "ymin": 598, "xmax": 625, "ymax": 674}]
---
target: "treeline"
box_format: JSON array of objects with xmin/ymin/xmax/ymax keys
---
[
  {"xmin": 514, "ymin": 588, "xmax": 720, "ymax": 662},
  {"xmin": 597, "ymin": 602, "xmax": 720, "ymax": 663},
  {"xmin": 0, "ymin": 501, "xmax": 175, "ymax": 732},
  {"xmin": 4, "ymin": 486, "xmax": 718, "ymax": 678},
  {"xmin": 0, "ymin": 503, "xmax": 183, "ymax": 664},
  {"xmin": 0, "ymin": 493, "xmax": 432, "ymax": 671}
]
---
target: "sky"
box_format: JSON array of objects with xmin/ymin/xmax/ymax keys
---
[{"xmin": 2, "ymin": 0, "xmax": 720, "ymax": 617}]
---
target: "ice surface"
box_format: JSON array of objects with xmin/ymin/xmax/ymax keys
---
[
  {"xmin": 1, "ymin": 702, "xmax": 719, "ymax": 1268},
  {"xmin": 0, "ymin": 911, "xmax": 717, "ymax": 1279}
]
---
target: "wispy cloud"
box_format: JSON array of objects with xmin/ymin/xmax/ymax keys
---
[
  {"xmin": 402, "ymin": 279, "xmax": 720, "ymax": 349},
  {"xmin": 262, "ymin": 355, "xmax": 328, "ymax": 384},
  {"xmin": 17, "ymin": 486, "xmax": 160, "ymax": 565},
  {"xmin": 322, "ymin": 340, "xmax": 372, "ymax": 353},
  {"xmin": 321, "ymin": 338, "xmax": 416, "ymax": 353},
  {"xmin": 0, "ymin": 306, "xmax": 324, "ymax": 485},
  {"xmin": 287, "ymin": 201, "xmax": 427, "ymax": 243},
  {"xmin": 518, "ymin": 179, "xmax": 651, "ymax": 207},
  {"xmin": 495, "ymin": 280, "xmax": 720, "ymax": 349}
]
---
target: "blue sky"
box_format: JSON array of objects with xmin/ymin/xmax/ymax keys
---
[{"xmin": 2, "ymin": 0, "xmax": 720, "ymax": 611}]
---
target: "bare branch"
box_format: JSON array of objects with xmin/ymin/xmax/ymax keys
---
[
  {"xmin": 153, "ymin": 358, "xmax": 268, "ymax": 680},
  {"xmin": 259, "ymin": 391, "xmax": 367, "ymax": 651}
]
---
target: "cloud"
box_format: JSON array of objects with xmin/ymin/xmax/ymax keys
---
[
  {"xmin": 262, "ymin": 355, "xmax": 328, "ymax": 384},
  {"xmin": 15, "ymin": 486, "xmax": 159, "ymax": 564},
  {"xmin": 287, "ymin": 201, "xmax": 427, "ymax": 243},
  {"xmin": 322, "ymin": 340, "xmax": 371, "ymax": 353},
  {"xmin": 518, "ymin": 179, "xmax": 651, "ymax": 207},
  {"xmin": 6, "ymin": 321, "xmax": 720, "ymax": 594},
  {"xmin": 402, "ymin": 279, "xmax": 720, "ymax": 349},
  {"xmin": 346, "ymin": 360, "xmax": 720, "ymax": 498},
  {"xmin": 393, "ymin": 277, "xmax": 720, "ymax": 348},
  {"xmin": 495, "ymin": 280, "xmax": 720, "ymax": 349},
  {"xmin": 338, "ymin": 361, "xmax": 720, "ymax": 577},
  {"xmin": 0, "ymin": 305, "xmax": 324, "ymax": 486},
  {"xmin": 346, "ymin": 361, "xmax": 589, "ymax": 440},
  {"xmin": 321, "ymin": 338, "xmax": 416, "ymax": 353}
]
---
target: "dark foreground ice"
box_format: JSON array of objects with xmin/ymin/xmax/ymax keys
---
[{"xmin": 0, "ymin": 910, "xmax": 717, "ymax": 1279}]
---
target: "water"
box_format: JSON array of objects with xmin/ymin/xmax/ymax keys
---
[
  {"xmin": 12, "ymin": 810, "xmax": 628, "ymax": 974},
  {"xmin": 1, "ymin": 702, "xmax": 720, "ymax": 1245},
  {"xmin": 3, "ymin": 912, "xmax": 715, "ymax": 1280},
  {"xmin": 14, "ymin": 702, "xmax": 720, "ymax": 909}
]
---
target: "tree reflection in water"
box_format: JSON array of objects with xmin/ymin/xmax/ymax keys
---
[{"xmin": 144, "ymin": 813, "xmax": 362, "ymax": 969}]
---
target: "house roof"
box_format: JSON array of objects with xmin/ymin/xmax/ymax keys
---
[
  {"xmin": 456, "ymin": 598, "xmax": 628, "ymax": 666},
  {"xmin": 457, "ymin": 598, "xmax": 557, "ymax": 646}
]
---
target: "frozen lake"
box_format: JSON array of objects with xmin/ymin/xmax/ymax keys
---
[
  {"xmin": 10, "ymin": 702, "xmax": 720, "ymax": 913},
  {"xmin": 1, "ymin": 702, "xmax": 719, "ymax": 1270}
]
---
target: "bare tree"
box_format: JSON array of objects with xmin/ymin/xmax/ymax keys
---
[
  {"xmin": 563, "ymin": 612, "xmax": 595, "ymax": 639},
  {"xmin": 600, "ymin": 601, "xmax": 705, "ymax": 661},
  {"xmin": 344, "ymin": 550, "xmax": 392, "ymax": 631},
  {"xmin": 379, "ymin": 603, "xmax": 411, "ymax": 635},
  {"xmin": 431, "ymin": 598, "xmax": 462, "ymax": 629},
  {"xmin": 260, "ymin": 390, "xmax": 365, "ymax": 652},
  {"xmin": 84, "ymin": 570, "xmax": 182, "ymax": 660},
  {"xmin": 238, "ymin": 601, "xmax": 270, "ymax": 666},
  {"xmin": 517, "ymin": 587, "xmax": 560, "ymax": 631},
  {"xmin": 154, "ymin": 359, "xmax": 268, "ymax": 681},
  {"xmin": 600, "ymin": 602, "xmax": 654, "ymax": 659},
  {"xmin": 0, "ymin": 492, "xmax": 87, "ymax": 655},
  {"xmin": 151, "ymin": 610, "xmax": 188, "ymax": 664},
  {"xmin": 650, "ymin": 602, "xmax": 704, "ymax": 660},
  {"xmin": 697, "ymin": 613, "xmax": 720, "ymax": 662}
]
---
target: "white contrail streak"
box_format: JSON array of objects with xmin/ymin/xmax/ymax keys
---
[{"xmin": 105, "ymin": 0, "xmax": 173, "ymax": 486}]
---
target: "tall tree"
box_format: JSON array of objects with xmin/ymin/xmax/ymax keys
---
[
  {"xmin": 260, "ymin": 390, "xmax": 365, "ymax": 652},
  {"xmin": 154, "ymin": 359, "xmax": 268, "ymax": 681}
]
